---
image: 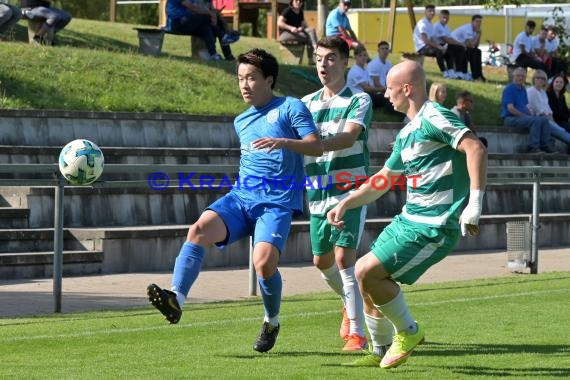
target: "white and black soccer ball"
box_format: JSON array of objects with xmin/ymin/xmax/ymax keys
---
[{"xmin": 58, "ymin": 139, "xmax": 104, "ymax": 185}]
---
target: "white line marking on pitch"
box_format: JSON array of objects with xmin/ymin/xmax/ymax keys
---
[{"xmin": 2, "ymin": 287, "xmax": 568, "ymax": 343}]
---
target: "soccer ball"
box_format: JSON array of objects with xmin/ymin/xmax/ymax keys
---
[{"xmin": 58, "ymin": 139, "xmax": 104, "ymax": 185}]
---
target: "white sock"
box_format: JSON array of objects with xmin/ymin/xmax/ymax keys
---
[
  {"xmin": 364, "ymin": 312, "xmax": 395, "ymax": 352},
  {"xmin": 374, "ymin": 289, "xmax": 417, "ymax": 334},
  {"xmin": 319, "ymin": 263, "xmax": 344, "ymax": 297},
  {"xmin": 340, "ymin": 267, "xmax": 364, "ymax": 336},
  {"xmin": 172, "ymin": 289, "xmax": 186, "ymax": 307},
  {"xmin": 264, "ymin": 315, "xmax": 279, "ymax": 327}
]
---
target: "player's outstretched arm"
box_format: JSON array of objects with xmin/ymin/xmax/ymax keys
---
[
  {"xmin": 457, "ymin": 133, "xmax": 488, "ymax": 236},
  {"xmin": 252, "ymin": 133, "xmax": 323, "ymax": 156},
  {"xmin": 328, "ymin": 166, "xmax": 393, "ymax": 229},
  {"xmin": 322, "ymin": 122, "xmax": 362, "ymax": 152}
]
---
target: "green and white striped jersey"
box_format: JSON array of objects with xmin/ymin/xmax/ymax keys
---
[
  {"xmin": 302, "ymin": 85, "xmax": 372, "ymax": 216},
  {"xmin": 386, "ymin": 101, "xmax": 471, "ymax": 229}
]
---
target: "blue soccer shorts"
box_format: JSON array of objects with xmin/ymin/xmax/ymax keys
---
[{"xmin": 207, "ymin": 191, "xmax": 293, "ymax": 253}]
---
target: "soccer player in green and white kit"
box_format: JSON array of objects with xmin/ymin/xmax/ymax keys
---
[
  {"xmin": 328, "ymin": 59, "xmax": 488, "ymax": 368},
  {"xmin": 302, "ymin": 36, "xmax": 372, "ymax": 352}
]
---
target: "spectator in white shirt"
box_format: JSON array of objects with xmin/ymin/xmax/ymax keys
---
[
  {"xmin": 366, "ymin": 41, "xmax": 401, "ymax": 114},
  {"xmin": 451, "ymin": 15, "xmax": 485, "ymax": 81},
  {"xmin": 545, "ymin": 25, "xmax": 567, "ymax": 77},
  {"xmin": 526, "ymin": 69, "xmax": 570, "ymax": 151},
  {"xmin": 413, "ymin": 5, "xmax": 447, "ymax": 74},
  {"xmin": 512, "ymin": 20, "xmax": 547, "ymax": 72},
  {"xmin": 532, "ymin": 27, "xmax": 552, "ymax": 76},
  {"xmin": 433, "ymin": 9, "xmax": 467, "ymax": 79}
]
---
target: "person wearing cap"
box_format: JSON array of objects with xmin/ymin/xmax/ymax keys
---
[{"xmin": 325, "ymin": 0, "xmax": 361, "ymax": 50}]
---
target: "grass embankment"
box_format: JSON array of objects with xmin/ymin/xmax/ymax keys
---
[{"xmin": 1, "ymin": 18, "xmax": 512, "ymax": 124}]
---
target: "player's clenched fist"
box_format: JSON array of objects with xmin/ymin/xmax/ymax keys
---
[{"xmin": 327, "ymin": 204, "xmax": 346, "ymax": 230}]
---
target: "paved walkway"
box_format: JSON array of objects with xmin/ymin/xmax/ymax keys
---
[{"xmin": 1, "ymin": 247, "xmax": 569, "ymax": 318}]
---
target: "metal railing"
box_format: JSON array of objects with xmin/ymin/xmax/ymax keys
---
[{"xmin": 1, "ymin": 164, "xmax": 570, "ymax": 312}]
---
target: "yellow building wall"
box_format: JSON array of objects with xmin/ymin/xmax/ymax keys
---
[{"xmin": 348, "ymin": 11, "xmax": 543, "ymax": 57}]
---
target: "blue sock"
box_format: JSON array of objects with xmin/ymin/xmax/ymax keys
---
[
  {"xmin": 171, "ymin": 242, "xmax": 204, "ymax": 296},
  {"xmin": 258, "ymin": 270, "xmax": 282, "ymax": 319}
]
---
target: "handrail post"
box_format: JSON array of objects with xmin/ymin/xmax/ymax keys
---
[
  {"xmin": 248, "ymin": 236, "xmax": 257, "ymax": 296},
  {"xmin": 530, "ymin": 170, "xmax": 540, "ymax": 274},
  {"xmin": 53, "ymin": 183, "xmax": 65, "ymax": 312}
]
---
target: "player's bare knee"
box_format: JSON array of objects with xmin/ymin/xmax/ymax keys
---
[
  {"xmin": 313, "ymin": 252, "xmax": 334, "ymax": 270},
  {"xmin": 354, "ymin": 259, "xmax": 369, "ymax": 284},
  {"xmin": 186, "ymin": 223, "xmax": 209, "ymax": 244}
]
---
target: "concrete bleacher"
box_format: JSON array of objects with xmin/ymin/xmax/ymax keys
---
[{"xmin": 0, "ymin": 110, "xmax": 569, "ymax": 279}]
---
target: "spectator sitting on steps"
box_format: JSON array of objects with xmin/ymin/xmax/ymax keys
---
[
  {"xmin": 20, "ymin": 0, "xmax": 71, "ymax": 46},
  {"xmin": 526, "ymin": 69, "xmax": 570, "ymax": 153},
  {"xmin": 367, "ymin": 41, "xmax": 403, "ymax": 116},
  {"xmin": 547, "ymin": 74, "xmax": 570, "ymax": 133},
  {"xmin": 0, "ymin": 2, "xmax": 21, "ymax": 38},
  {"xmin": 428, "ymin": 82, "xmax": 447, "ymax": 106},
  {"xmin": 165, "ymin": 0, "xmax": 238, "ymax": 61},
  {"xmin": 500, "ymin": 67, "xmax": 555, "ymax": 154},
  {"xmin": 278, "ymin": 0, "xmax": 317, "ymax": 65},
  {"xmin": 451, "ymin": 90, "xmax": 488, "ymax": 147}
]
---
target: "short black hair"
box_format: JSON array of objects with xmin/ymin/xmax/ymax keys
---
[
  {"xmin": 472, "ymin": 14, "xmax": 482, "ymax": 21},
  {"xmin": 456, "ymin": 90, "xmax": 473, "ymax": 101},
  {"xmin": 237, "ymin": 49, "xmax": 279, "ymax": 89},
  {"xmin": 527, "ymin": 20, "xmax": 536, "ymax": 29},
  {"xmin": 316, "ymin": 36, "xmax": 350, "ymax": 59},
  {"xmin": 440, "ymin": 10, "xmax": 450, "ymax": 15},
  {"xmin": 378, "ymin": 40, "xmax": 389, "ymax": 48},
  {"xmin": 425, "ymin": 4, "xmax": 435, "ymax": 10}
]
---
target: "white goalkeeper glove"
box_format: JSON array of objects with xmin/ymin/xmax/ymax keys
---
[{"xmin": 460, "ymin": 189, "xmax": 484, "ymax": 237}]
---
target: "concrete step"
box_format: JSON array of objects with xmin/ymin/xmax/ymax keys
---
[
  {"xmin": 0, "ymin": 228, "xmax": 86, "ymax": 253},
  {"xmin": 0, "ymin": 250, "xmax": 103, "ymax": 279},
  {"xmin": 370, "ymin": 123, "xmax": 569, "ymax": 154},
  {"xmin": 1, "ymin": 182, "xmax": 569, "ymax": 228},
  {"xmin": 2, "ymin": 146, "xmax": 569, "ymax": 168},
  {"xmin": 0, "ymin": 109, "xmax": 567, "ymax": 154},
  {"xmin": 0, "ymin": 207, "xmax": 30, "ymax": 228},
  {"xmin": 1, "ymin": 214, "xmax": 568, "ymax": 279},
  {"xmin": 0, "ymin": 110, "xmax": 239, "ymax": 149}
]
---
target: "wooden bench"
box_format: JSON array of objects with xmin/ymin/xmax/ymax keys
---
[
  {"xmin": 134, "ymin": 28, "xmax": 207, "ymax": 59},
  {"xmin": 401, "ymin": 52, "xmax": 425, "ymax": 66},
  {"xmin": 27, "ymin": 18, "xmax": 54, "ymax": 46}
]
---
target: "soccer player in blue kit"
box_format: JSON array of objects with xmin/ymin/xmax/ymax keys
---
[{"xmin": 147, "ymin": 48, "xmax": 323, "ymax": 353}]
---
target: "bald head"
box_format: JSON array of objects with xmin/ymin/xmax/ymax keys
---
[
  {"xmin": 388, "ymin": 60, "xmax": 426, "ymax": 93},
  {"xmin": 385, "ymin": 60, "xmax": 427, "ymax": 116}
]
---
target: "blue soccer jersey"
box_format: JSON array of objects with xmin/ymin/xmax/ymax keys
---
[{"xmin": 233, "ymin": 96, "xmax": 318, "ymax": 213}]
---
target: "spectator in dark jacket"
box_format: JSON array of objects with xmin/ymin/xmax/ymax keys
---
[
  {"xmin": 546, "ymin": 74, "xmax": 570, "ymax": 132},
  {"xmin": 0, "ymin": 2, "xmax": 21, "ymax": 36}
]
